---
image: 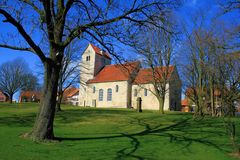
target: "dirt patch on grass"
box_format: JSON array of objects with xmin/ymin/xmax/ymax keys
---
[{"xmin": 229, "ymin": 152, "xmax": 240, "ymax": 158}]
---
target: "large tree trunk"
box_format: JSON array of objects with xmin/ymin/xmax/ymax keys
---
[
  {"xmin": 158, "ymin": 97, "xmax": 165, "ymax": 114},
  {"xmin": 31, "ymin": 61, "xmax": 60, "ymax": 141}
]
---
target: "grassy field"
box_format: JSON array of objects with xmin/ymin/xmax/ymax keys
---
[{"xmin": 0, "ymin": 103, "xmax": 239, "ymax": 160}]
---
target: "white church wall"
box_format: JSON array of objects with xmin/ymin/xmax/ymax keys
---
[
  {"xmin": 85, "ymin": 81, "xmax": 129, "ymax": 108},
  {"xmin": 132, "ymin": 83, "xmax": 170, "ymax": 110}
]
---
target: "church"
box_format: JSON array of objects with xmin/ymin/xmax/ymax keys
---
[{"xmin": 78, "ymin": 44, "xmax": 182, "ymax": 111}]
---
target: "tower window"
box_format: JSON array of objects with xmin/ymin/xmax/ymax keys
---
[
  {"xmin": 115, "ymin": 85, "xmax": 119, "ymax": 92},
  {"xmin": 107, "ymin": 88, "xmax": 112, "ymax": 101},
  {"xmin": 99, "ymin": 89, "xmax": 103, "ymax": 101},
  {"xmin": 93, "ymin": 86, "xmax": 96, "ymax": 93},
  {"xmin": 86, "ymin": 56, "xmax": 90, "ymax": 61}
]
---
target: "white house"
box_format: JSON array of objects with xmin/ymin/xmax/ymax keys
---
[{"xmin": 78, "ymin": 44, "xmax": 182, "ymax": 110}]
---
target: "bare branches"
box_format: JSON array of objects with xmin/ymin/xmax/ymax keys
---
[
  {"xmin": 0, "ymin": 8, "xmax": 46, "ymax": 62},
  {"xmin": 0, "ymin": 44, "xmax": 34, "ymax": 52},
  {"xmin": 62, "ymin": 1, "xmax": 163, "ymax": 47},
  {"xmin": 20, "ymin": 0, "xmax": 43, "ymax": 15},
  {"xmin": 0, "ymin": 58, "xmax": 38, "ymax": 103},
  {"xmin": 219, "ymin": 0, "xmax": 240, "ymax": 13}
]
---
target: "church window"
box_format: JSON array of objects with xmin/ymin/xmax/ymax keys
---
[
  {"xmin": 93, "ymin": 86, "xmax": 96, "ymax": 93},
  {"xmin": 116, "ymin": 85, "xmax": 119, "ymax": 92},
  {"xmin": 86, "ymin": 56, "xmax": 91, "ymax": 61},
  {"xmin": 134, "ymin": 89, "xmax": 137, "ymax": 97},
  {"xmin": 144, "ymin": 89, "xmax": 148, "ymax": 96},
  {"xmin": 99, "ymin": 89, "xmax": 103, "ymax": 101},
  {"xmin": 107, "ymin": 88, "xmax": 112, "ymax": 101}
]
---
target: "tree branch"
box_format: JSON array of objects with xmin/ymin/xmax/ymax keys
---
[
  {"xmin": 20, "ymin": 0, "xmax": 44, "ymax": 15},
  {"xmin": 0, "ymin": 44, "xmax": 35, "ymax": 52},
  {"xmin": 0, "ymin": 9, "xmax": 46, "ymax": 62},
  {"xmin": 62, "ymin": 2, "xmax": 159, "ymax": 47}
]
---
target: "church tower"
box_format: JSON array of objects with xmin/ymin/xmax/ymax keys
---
[{"xmin": 79, "ymin": 44, "xmax": 111, "ymax": 106}]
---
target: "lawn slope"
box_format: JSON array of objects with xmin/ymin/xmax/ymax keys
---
[{"xmin": 0, "ymin": 103, "xmax": 239, "ymax": 160}]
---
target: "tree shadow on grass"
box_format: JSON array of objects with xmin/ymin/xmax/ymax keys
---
[
  {"xmin": 55, "ymin": 117, "xmax": 228, "ymax": 160},
  {"xmin": 0, "ymin": 114, "xmax": 36, "ymax": 127},
  {"xmin": 55, "ymin": 108, "xmax": 137, "ymax": 124}
]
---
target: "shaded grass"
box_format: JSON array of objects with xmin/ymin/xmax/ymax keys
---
[{"xmin": 0, "ymin": 102, "xmax": 239, "ymax": 160}]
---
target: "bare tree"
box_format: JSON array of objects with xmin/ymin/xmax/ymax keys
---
[
  {"xmin": 182, "ymin": 9, "xmax": 229, "ymax": 117},
  {"xmin": 0, "ymin": 0, "xmax": 179, "ymax": 141},
  {"xmin": 0, "ymin": 58, "xmax": 38, "ymax": 103},
  {"xmin": 130, "ymin": 19, "xmax": 180, "ymax": 114},
  {"xmin": 56, "ymin": 41, "xmax": 80, "ymax": 112},
  {"xmin": 218, "ymin": 1, "xmax": 240, "ymax": 155},
  {"xmin": 217, "ymin": 52, "xmax": 240, "ymax": 116}
]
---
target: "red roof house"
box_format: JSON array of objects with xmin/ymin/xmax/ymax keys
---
[
  {"xmin": 181, "ymin": 98, "xmax": 190, "ymax": 112},
  {"xmin": 0, "ymin": 91, "xmax": 8, "ymax": 102},
  {"xmin": 19, "ymin": 91, "xmax": 41, "ymax": 103},
  {"xmin": 63, "ymin": 87, "xmax": 79, "ymax": 105}
]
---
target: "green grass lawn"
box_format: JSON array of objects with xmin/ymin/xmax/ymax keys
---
[{"xmin": 0, "ymin": 103, "xmax": 239, "ymax": 160}]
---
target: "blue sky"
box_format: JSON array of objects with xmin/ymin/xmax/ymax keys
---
[
  {"xmin": 1, "ymin": 0, "xmax": 239, "ymax": 68},
  {"xmin": 0, "ymin": 0, "xmax": 239, "ymax": 100}
]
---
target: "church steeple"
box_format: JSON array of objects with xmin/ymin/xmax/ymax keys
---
[
  {"xmin": 80, "ymin": 44, "xmax": 111, "ymax": 84},
  {"xmin": 79, "ymin": 43, "xmax": 111, "ymax": 106}
]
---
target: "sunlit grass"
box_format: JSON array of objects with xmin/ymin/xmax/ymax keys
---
[{"xmin": 0, "ymin": 103, "xmax": 239, "ymax": 160}]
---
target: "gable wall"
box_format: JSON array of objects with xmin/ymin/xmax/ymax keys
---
[
  {"xmin": 94, "ymin": 54, "xmax": 111, "ymax": 76},
  {"xmin": 132, "ymin": 83, "xmax": 170, "ymax": 110}
]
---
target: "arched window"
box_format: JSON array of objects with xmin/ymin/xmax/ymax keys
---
[
  {"xmin": 107, "ymin": 88, "xmax": 112, "ymax": 101},
  {"xmin": 115, "ymin": 85, "xmax": 119, "ymax": 92},
  {"xmin": 144, "ymin": 88, "xmax": 148, "ymax": 96},
  {"xmin": 99, "ymin": 89, "xmax": 103, "ymax": 101},
  {"xmin": 134, "ymin": 89, "xmax": 137, "ymax": 97},
  {"xmin": 93, "ymin": 86, "xmax": 96, "ymax": 93}
]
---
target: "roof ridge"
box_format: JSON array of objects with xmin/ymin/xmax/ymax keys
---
[
  {"xmin": 140, "ymin": 65, "xmax": 175, "ymax": 70},
  {"xmin": 104, "ymin": 61, "xmax": 140, "ymax": 67},
  {"xmin": 89, "ymin": 43, "xmax": 112, "ymax": 60}
]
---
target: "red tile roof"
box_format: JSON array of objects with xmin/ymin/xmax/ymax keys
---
[
  {"xmin": 90, "ymin": 44, "xmax": 112, "ymax": 60},
  {"xmin": 133, "ymin": 66, "xmax": 175, "ymax": 84},
  {"xmin": 186, "ymin": 87, "xmax": 221, "ymax": 97},
  {"xmin": 181, "ymin": 99, "xmax": 189, "ymax": 106},
  {"xmin": 63, "ymin": 87, "xmax": 79, "ymax": 98},
  {"xmin": 87, "ymin": 61, "xmax": 140, "ymax": 84},
  {"xmin": 19, "ymin": 91, "xmax": 41, "ymax": 102}
]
